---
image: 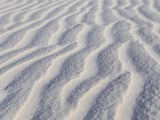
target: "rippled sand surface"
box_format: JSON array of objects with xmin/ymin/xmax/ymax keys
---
[{"xmin": 0, "ymin": 0, "xmax": 160, "ymax": 120}]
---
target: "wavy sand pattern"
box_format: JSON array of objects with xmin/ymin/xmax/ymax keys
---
[{"xmin": 0, "ymin": 0, "xmax": 160, "ymax": 120}]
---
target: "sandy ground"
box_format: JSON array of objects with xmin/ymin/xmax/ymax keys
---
[{"xmin": 0, "ymin": 0, "xmax": 160, "ymax": 120}]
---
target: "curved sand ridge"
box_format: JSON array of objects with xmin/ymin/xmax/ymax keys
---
[{"xmin": 0, "ymin": 0, "xmax": 160, "ymax": 120}]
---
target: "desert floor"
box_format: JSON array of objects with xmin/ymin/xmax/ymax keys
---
[{"xmin": 0, "ymin": 0, "xmax": 160, "ymax": 120}]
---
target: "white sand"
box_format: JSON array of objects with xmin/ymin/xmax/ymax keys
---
[{"xmin": 0, "ymin": 0, "xmax": 160, "ymax": 120}]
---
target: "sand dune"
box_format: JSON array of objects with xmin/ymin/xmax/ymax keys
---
[{"xmin": 0, "ymin": 0, "xmax": 160, "ymax": 120}]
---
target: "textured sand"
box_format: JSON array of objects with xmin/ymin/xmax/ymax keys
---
[{"xmin": 0, "ymin": 0, "xmax": 160, "ymax": 120}]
